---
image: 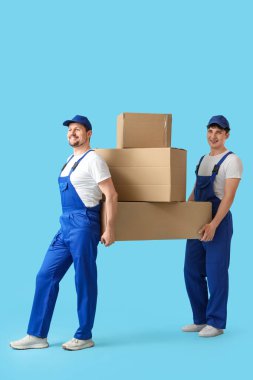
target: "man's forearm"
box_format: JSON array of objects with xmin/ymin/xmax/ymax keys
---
[
  {"xmin": 188, "ymin": 182, "xmax": 196, "ymax": 201},
  {"xmin": 211, "ymin": 194, "xmax": 235, "ymax": 228},
  {"xmin": 188, "ymin": 191, "xmax": 195, "ymax": 201},
  {"xmin": 104, "ymin": 194, "xmax": 118, "ymax": 230}
]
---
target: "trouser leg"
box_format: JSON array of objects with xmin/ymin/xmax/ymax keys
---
[
  {"xmin": 205, "ymin": 213, "xmax": 233, "ymax": 329},
  {"xmin": 70, "ymin": 224, "xmax": 100, "ymax": 340},
  {"xmin": 27, "ymin": 230, "xmax": 72, "ymax": 338},
  {"xmin": 184, "ymin": 239, "xmax": 208, "ymax": 324}
]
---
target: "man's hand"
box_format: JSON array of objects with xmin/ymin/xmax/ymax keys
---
[
  {"xmin": 100, "ymin": 228, "xmax": 115, "ymax": 247},
  {"xmin": 98, "ymin": 177, "xmax": 118, "ymax": 248},
  {"xmin": 199, "ymin": 222, "xmax": 217, "ymax": 242}
]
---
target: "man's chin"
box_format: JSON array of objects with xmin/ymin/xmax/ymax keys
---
[{"xmin": 69, "ymin": 141, "xmax": 80, "ymax": 147}]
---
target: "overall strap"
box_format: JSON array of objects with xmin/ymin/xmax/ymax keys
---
[
  {"xmin": 60, "ymin": 155, "xmax": 74, "ymax": 173},
  {"xmin": 195, "ymin": 155, "xmax": 205, "ymax": 175},
  {"xmin": 69, "ymin": 149, "xmax": 94, "ymax": 175},
  {"xmin": 211, "ymin": 151, "xmax": 233, "ymax": 179}
]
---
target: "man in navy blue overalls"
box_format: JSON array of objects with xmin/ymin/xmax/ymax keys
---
[
  {"xmin": 10, "ymin": 115, "xmax": 118, "ymax": 350},
  {"xmin": 182, "ymin": 115, "xmax": 242, "ymax": 337}
]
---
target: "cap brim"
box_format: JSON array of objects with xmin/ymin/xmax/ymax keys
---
[
  {"xmin": 62, "ymin": 120, "xmax": 92, "ymax": 130},
  {"xmin": 63, "ymin": 120, "xmax": 73, "ymax": 126}
]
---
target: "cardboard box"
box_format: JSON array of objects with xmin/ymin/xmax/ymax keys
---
[
  {"xmin": 117, "ymin": 112, "xmax": 172, "ymax": 148},
  {"xmin": 101, "ymin": 201, "xmax": 212, "ymax": 241},
  {"xmin": 96, "ymin": 148, "xmax": 186, "ymax": 202}
]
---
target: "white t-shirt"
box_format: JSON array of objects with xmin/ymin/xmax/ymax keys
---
[
  {"xmin": 60, "ymin": 150, "xmax": 111, "ymax": 207},
  {"xmin": 197, "ymin": 150, "xmax": 243, "ymax": 199}
]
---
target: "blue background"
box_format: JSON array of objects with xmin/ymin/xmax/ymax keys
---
[{"xmin": 1, "ymin": 0, "xmax": 252, "ymax": 379}]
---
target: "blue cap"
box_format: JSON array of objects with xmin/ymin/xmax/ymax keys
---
[
  {"xmin": 63, "ymin": 115, "xmax": 92, "ymax": 130},
  {"xmin": 207, "ymin": 115, "xmax": 230, "ymax": 131}
]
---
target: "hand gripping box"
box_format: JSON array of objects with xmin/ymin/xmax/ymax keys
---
[
  {"xmin": 101, "ymin": 201, "xmax": 212, "ymax": 241},
  {"xmin": 95, "ymin": 147, "xmax": 186, "ymax": 202},
  {"xmin": 117, "ymin": 113, "xmax": 172, "ymax": 148}
]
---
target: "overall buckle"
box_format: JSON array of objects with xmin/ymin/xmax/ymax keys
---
[
  {"xmin": 72, "ymin": 162, "xmax": 79, "ymax": 171},
  {"xmin": 212, "ymin": 164, "xmax": 220, "ymax": 175}
]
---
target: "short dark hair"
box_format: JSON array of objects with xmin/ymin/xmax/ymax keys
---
[
  {"xmin": 207, "ymin": 123, "xmax": 230, "ymax": 133},
  {"xmin": 82, "ymin": 124, "xmax": 90, "ymax": 132}
]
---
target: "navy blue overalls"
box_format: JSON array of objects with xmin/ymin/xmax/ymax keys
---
[
  {"xmin": 184, "ymin": 151, "xmax": 233, "ymax": 329},
  {"xmin": 27, "ymin": 150, "xmax": 101, "ymax": 339}
]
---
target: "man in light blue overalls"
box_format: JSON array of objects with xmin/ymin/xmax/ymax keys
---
[
  {"xmin": 182, "ymin": 115, "xmax": 242, "ymax": 337},
  {"xmin": 10, "ymin": 115, "xmax": 118, "ymax": 350}
]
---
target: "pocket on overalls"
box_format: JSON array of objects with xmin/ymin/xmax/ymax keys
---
[
  {"xmin": 59, "ymin": 182, "xmax": 68, "ymax": 192},
  {"xmin": 50, "ymin": 230, "xmax": 61, "ymax": 247},
  {"xmin": 74, "ymin": 211, "xmax": 91, "ymax": 227},
  {"xmin": 87, "ymin": 209, "xmax": 101, "ymax": 227}
]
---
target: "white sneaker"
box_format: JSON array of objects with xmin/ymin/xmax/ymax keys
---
[
  {"xmin": 62, "ymin": 338, "xmax": 95, "ymax": 351},
  {"xmin": 198, "ymin": 325, "xmax": 224, "ymax": 337},
  {"xmin": 10, "ymin": 335, "xmax": 49, "ymax": 350},
  {"xmin": 182, "ymin": 323, "xmax": 207, "ymax": 332}
]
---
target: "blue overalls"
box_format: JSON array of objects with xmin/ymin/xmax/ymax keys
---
[
  {"xmin": 27, "ymin": 150, "xmax": 101, "ymax": 339},
  {"xmin": 184, "ymin": 151, "xmax": 233, "ymax": 329}
]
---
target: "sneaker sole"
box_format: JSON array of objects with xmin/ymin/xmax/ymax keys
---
[
  {"xmin": 62, "ymin": 342, "xmax": 95, "ymax": 351},
  {"xmin": 10, "ymin": 343, "xmax": 49, "ymax": 350},
  {"xmin": 182, "ymin": 325, "xmax": 207, "ymax": 333},
  {"xmin": 199, "ymin": 331, "xmax": 224, "ymax": 338}
]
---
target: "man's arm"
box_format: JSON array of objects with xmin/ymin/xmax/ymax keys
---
[
  {"xmin": 188, "ymin": 181, "xmax": 196, "ymax": 201},
  {"xmin": 98, "ymin": 178, "xmax": 118, "ymax": 247},
  {"xmin": 200, "ymin": 178, "xmax": 241, "ymax": 242}
]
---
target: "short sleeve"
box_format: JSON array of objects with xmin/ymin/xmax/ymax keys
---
[
  {"xmin": 87, "ymin": 154, "xmax": 111, "ymax": 184},
  {"xmin": 225, "ymin": 155, "xmax": 243, "ymax": 179}
]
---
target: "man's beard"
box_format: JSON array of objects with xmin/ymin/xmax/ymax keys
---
[
  {"xmin": 69, "ymin": 141, "xmax": 80, "ymax": 147},
  {"xmin": 68, "ymin": 138, "xmax": 85, "ymax": 147}
]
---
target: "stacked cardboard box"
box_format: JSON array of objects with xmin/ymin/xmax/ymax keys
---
[
  {"xmin": 96, "ymin": 147, "xmax": 186, "ymax": 202},
  {"xmin": 117, "ymin": 113, "xmax": 172, "ymax": 148},
  {"xmin": 96, "ymin": 112, "xmax": 211, "ymax": 241}
]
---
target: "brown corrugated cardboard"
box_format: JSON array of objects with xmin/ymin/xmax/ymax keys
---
[
  {"xmin": 101, "ymin": 201, "xmax": 212, "ymax": 241},
  {"xmin": 117, "ymin": 112, "xmax": 172, "ymax": 148},
  {"xmin": 96, "ymin": 148, "xmax": 186, "ymax": 202}
]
